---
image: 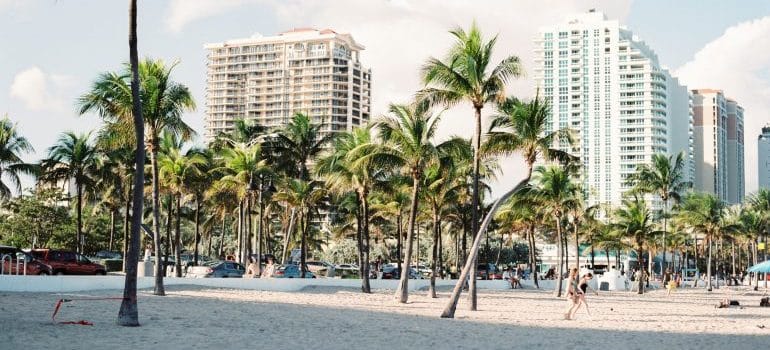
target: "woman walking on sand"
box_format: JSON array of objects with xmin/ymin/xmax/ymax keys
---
[
  {"xmin": 564, "ymin": 267, "xmax": 581, "ymax": 320},
  {"xmin": 571, "ymin": 273, "xmax": 598, "ymax": 319}
]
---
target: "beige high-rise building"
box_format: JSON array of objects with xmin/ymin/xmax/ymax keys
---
[
  {"xmin": 204, "ymin": 28, "xmax": 371, "ymax": 142},
  {"xmin": 691, "ymin": 89, "xmax": 744, "ymax": 203}
]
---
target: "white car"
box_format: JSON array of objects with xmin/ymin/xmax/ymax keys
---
[{"xmin": 305, "ymin": 261, "xmax": 336, "ymax": 277}]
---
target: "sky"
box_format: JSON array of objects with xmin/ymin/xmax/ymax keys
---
[{"xmin": 2, "ymin": 0, "xmax": 770, "ymax": 198}]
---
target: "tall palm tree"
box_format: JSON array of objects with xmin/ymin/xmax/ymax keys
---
[
  {"xmin": 0, "ymin": 116, "xmax": 36, "ymax": 199},
  {"xmin": 611, "ymin": 195, "xmax": 660, "ymax": 294},
  {"xmin": 317, "ymin": 126, "xmax": 384, "ymax": 293},
  {"xmin": 419, "ymin": 23, "xmax": 523, "ymax": 311},
  {"xmin": 118, "ymin": 0, "xmax": 144, "ymax": 326},
  {"xmin": 675, "ymin": 192, "xmax": 738, "ymax": 291},
  {"xmin": 628, "ymin": 152, "xmax": 690, "ymax": 273},
  {"xmin": 748, "ymin": 189, "xmax": 770, "ymax": 262},
  {"xmin": 357, "ymin": 104, "xmax": 440, "ymax": 303},
  {"xmin": 40, "ymin": 132, "xmax": 100, "ymax": 254},
  {"xmin": 79, "ymin": 58, "xmax": 195, "ymax": 296},
  {"xmin": 529, "ymin": 165, "xmax": 578, "ymax": 297},
  {"xmin": 441, "ymin": 94, "xmax": 574, "ymax": 318},
  {"xmin": 158, "ymin": 145, "xmax": 206, "ymax": 277}
]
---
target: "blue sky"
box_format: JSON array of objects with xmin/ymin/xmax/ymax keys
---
[{"xmin": 2, "ymin": 0, "xmax": 769, "ymax": 196}]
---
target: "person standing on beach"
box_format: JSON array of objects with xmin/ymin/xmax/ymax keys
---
[
  {"xmin": 261, "ymin": 256, "xmax": 275, "ymax": 278},
  {"xmin": 571, "ymin": 273, "xmax": 598, "ymax": 319},
  {"xmin": 564, "ymin": 267, "xmax": 581, "ymax": 320},
  {"xmin": 245, "ymin": 257, "xmax": 258, "ymax": 278}
]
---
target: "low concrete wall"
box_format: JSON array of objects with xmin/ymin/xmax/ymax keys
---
[{"xmin": 0, "ymin": 275, "xmax": 513, "ymax": 293}]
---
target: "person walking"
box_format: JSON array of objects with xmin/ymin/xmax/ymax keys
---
[
  {"xmin": 563, "ymin": 267, "xmax": 582, "ymax": 320},
  {"xmin": 571, "ymin": 273, "xmax": 598, "ymax": 319}
]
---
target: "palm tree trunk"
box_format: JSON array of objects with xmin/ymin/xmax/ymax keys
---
[
  {"xmin": 236, "ymin": 201, "xmax": 243, "ymax": 264},
  {"xmin": 109, "ymin": 209, "xmax": 116, "ymax": 252},
  {"xmin": 396, "ymin": 213, "xmax": 402, "ymax": 274},
  {"xmin": 429, "ymin": 209, "xmax": 439, "ymax": 298},
  {"xmin": 150, "ymin": 144, "xmax": 165, "ymax": 296},
  {"xmin": 300, "ymin": 209, "xmax": 307, "ymax": 278},
  {"xmin": 174, "ymin": 195, "xmax": 182, "ymax": 277},
  {"xmin": 707, "ymin": 237, "xmax": 713, "ymax": 291},
  {"xmin": 662, "ymin": 197, "xmax": 668, "ymax": 273},
  {"xmin": 605, "ymin": 248, "xmax": 610, "ymax": 270},
  {"xmin": 396, "ymin": 174, "xmax": 420, "ymax": 303},
  {"xmin": 554, "ymin": 216, "xmax": 564, "ymax": 297},
  {"xmin": 247, "ymin": 196, "xmax": 253, "ymax": 263},
  {"xmin": 164, "ymin": 196, "xmax": 172, "ymax": 273},
  {"xmin": 355, "ymin": 206, "xmax": 365, "ymax": 284},
  {"xmin": 573, "ymin": 222, "xmax": 580, "ymax": 271},
  {"xmin": 438, "ymin": 222, "xmax": 444, "ymax": 279},
  {"xmin": 441, "ymin": 175, "xmax": 530, "ymax": 318},
  {"xmin": 360, "ymin": 191, "xmax": 371, "ymax": 293},
  {"xmin": 256, "ymin": 183, "xmax": 263, "ymax": 276},
  {"xmin": 637, "ymin": 245, "xmax": 644, "ymax": 294},
  {"xmin": 467, "ymin": 106, "xmax": 483, "ymax": 311},
  {"xmin": 528, "ymin": 224, "xmax": 539, "ymax": 288},
  {"xmin": 218, "ymin": 215, "xmax": 226, "ymax": 258},
  {"xmin": 122, "ymin": 181, "xmax": 131, "ymax": 272},
  {"xmin": 194, "ymin": 197, "xmax": 200, "ymax": 266},
  {"xmin": 76, "ymin": 184, "xmax": 83, "ymax": 254},
  {"xmin": 281, "ymin": 208, "xmax": 295, "ymax": 264},
  {"xmin": 119, "ymin": 0, "xmax": 144, "ymax": 324}
]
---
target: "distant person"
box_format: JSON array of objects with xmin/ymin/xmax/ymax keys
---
[
  {"xmin": 261, "ymin": 256, "xmax": 275, "ymax": 278},
  {"xmin": 245, "ymin": 257, "xmax": 258, "ymax": 278}
]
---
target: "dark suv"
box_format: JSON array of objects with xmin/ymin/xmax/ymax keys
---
[
  {"xmin": 0, "ymin": 245, "xmax": 52, "ymax": 275},
  {"xmin": 30, "ymin": 249, "xmax": 106, "ymax": 275}
]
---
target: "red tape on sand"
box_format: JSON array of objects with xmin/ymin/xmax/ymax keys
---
[{"xmin": 51, "ymin": 297, "xmax": 127, "ymax": 325}]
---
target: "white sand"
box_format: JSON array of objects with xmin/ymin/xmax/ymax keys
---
[{"xmin": 1, "ymin": 284, "xmax": 769, "ymax": 349}]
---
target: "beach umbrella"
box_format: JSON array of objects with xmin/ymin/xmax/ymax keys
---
[{"xmin": 748, "ymin": 260, "xmax": 770, "ymax": 273}]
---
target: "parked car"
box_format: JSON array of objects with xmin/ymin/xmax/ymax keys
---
[
  {"xmin": 94, "ymin": 250, "xmax": 122, "ymax": 260},
  {"xmin": 335, "ymin": 263, "xmax": 359, "ymax": 271},
  {"xmin": 0, "ymin": 245, "xmax": 51, "ymax": 275},
  {"xmin": 379, "ymin": 263, "xmax": 422, "ymax": 279},
  {"xmin": 186, "ymin": 261, "xmax": 245, "ymax": 278},
  {"xmin": 475, "ymin": 263, "xmax": 500, "ymax": 280},
  {"xmin": 305, "ymin": 261, "xmax": 335, "ymax": 277},
  {"xmin": 273, "ymin": 264, "xmax": 316, "ymax": 278},
  {"xmin": 29, "ymin": 249, "xmax": 106, "ymax": 275}
]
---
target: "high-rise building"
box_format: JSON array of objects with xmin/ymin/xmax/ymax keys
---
[
  {"xmin": 534, "ymin": 11, "xmax": 693, "ymax": 208},
  {"xmin": 759, "ymin": 125, "xmax": 770, "ymax": 190},
  {"xmin": 204, "ymin": 28, "xmax": 372, "ymax": 142},
  {"xmin": 691, "ymin": 89, "xmax": 744, "ymax": 203}
]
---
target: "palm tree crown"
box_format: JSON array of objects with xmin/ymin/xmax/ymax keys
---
[{"xmin": 0, "ymin": 117, "xmax": 36, "ymax": 199}]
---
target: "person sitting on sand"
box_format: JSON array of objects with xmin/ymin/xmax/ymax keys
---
[
  {"xmin": 261, "ymin": 256, "xmax": 275, "ymax": 278},
  {"xmin": 245, "ymin": 257, "xmax": 259, "ymax": 278}
]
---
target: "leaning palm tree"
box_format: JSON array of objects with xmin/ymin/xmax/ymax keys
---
[
  {"xmin": 440, "ymin": 94, "xmax": 574, "ymax": 318},
  {"xmin": 79, "ymin": 58, "xmax": 195, "ymax": 296},
  {"xmin": 419, "ymin": 23, "xmax": 523, "ymax": 311},
  {"xmin": 274, "ymin": 179, "xmax": 327, "ymax": 277},
  {"xmin": 611, "ymin": 195, "xmax": 660, "ymax": 294},
  {"xmin": 354, "ymin": 104, "xmax": 440, "ymax": 303},
  {"xmin": 675, "ymin": 192, "xmax": 738, "ymax": 291},
  {"xmin": 628, "ymin": 152, "xmax": 690, "ymax": 273},
  {"xmin": 118, "ymin": 0, "xmax": 144, "ymax": 326},
  {"xmin": 40, "ymin": 132, "xmax": 100, "ymax": 254},
  {"xmin": 0, "ymin": 116, "xmax": 36, "ymax": 199}
]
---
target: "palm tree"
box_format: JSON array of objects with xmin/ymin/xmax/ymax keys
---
[
  {"xmin": 529, "ymin": 165, "xmax": 578, "ymax": 297},
  {"xmin": 272, "ymin": 112, "xmax": 332, "ymax": 181},
  {"xmin": 79, "ymin": 58, "xmax": 195, "ymax": 296},
  {"xmin": 441, "ymin": 94, "xmax": 574, "ymax": 317},
  {"xmin": 611, "ymin": 195, "xmax": 660, "ymax": 294},
  {"xmin": 40, "ymin": 132, "xmax": 100, "ymax": 254},
  {"xmin": 316, "ymin": 126, "xmax": 383, "ymax": 293},
  {"xmin": 675, "ymin": 192, "xmax": 737, "ymax": 291},
  {"xmin": 628, "ymin": 152, "xmax": 690, "ymax": 273},
  {"xmin": 274, "ymin": 179, "xmax": 327, "ymax": 277},
  {"xmin": 419, "ymin": 23, "xmax": 522, "ymax": 311},
  {"xmin": 748, "ymin": 189, "xmax": 770, "ymax": 263},
  {"xmin": 118, "ymin": 0, "xmax": 144, "ymax": 326},
  {"xmin": 357, "ymin": 104, "xmax": 440, "ymax": 303},
  {"xmin": 0, "ymin": 116, "xmax": 36, "ymax": 199},
  {"xmin": 158, "ymin": 144, "xmax": 206, "ymax": 277}
]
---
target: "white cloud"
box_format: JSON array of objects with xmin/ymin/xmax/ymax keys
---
[
  {"xmin": 9, "ymin": 66, "xmax": 73, "ymax": 112},
  {"xmin": 166, "ymin": 0, "xmax": 248, "ymax": 33},
  {"xmin": 675, "ymin": 16, "xmax": 770, "ymax": 195}
]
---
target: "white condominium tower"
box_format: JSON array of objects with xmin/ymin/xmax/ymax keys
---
[
  {"xmin": 759, "ymin": 125, "xmax": 770, "ymax": 190},
  {"xmin": 691, "ymin": 89, "xmax": 745, "ymax": 203},
  {"xmin": 534, "ymin": 11, "xmax": 693, "ymax": 208},
  {"xmin": 204, "ymin": 28, "xmax": 372, "ymax": 142}
]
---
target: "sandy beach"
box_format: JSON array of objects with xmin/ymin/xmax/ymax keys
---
[{"xmin": 1, "ymin": 284, "xmax": 769, "ymax": 349}]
